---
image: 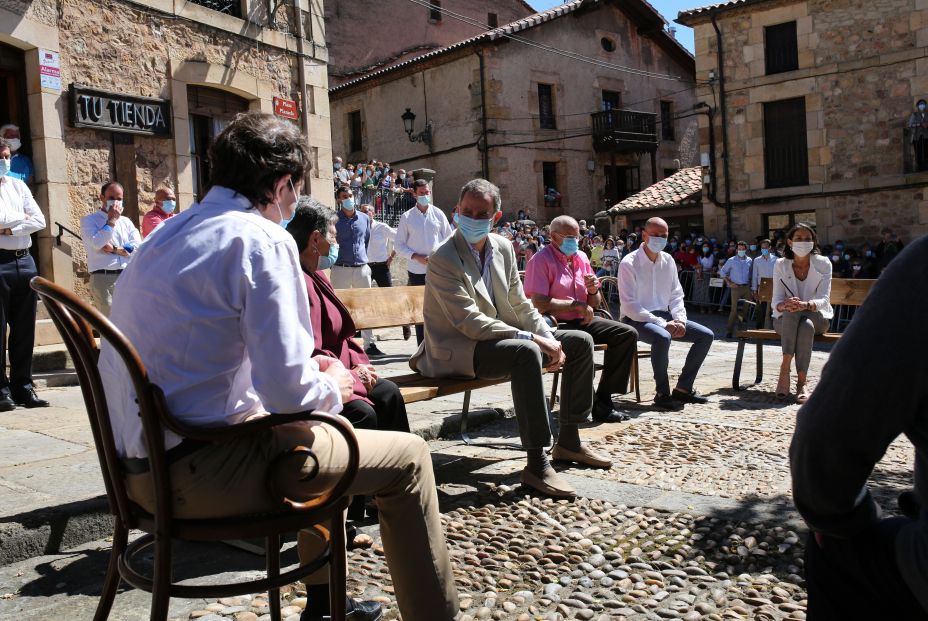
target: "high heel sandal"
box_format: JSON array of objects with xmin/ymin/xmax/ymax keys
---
[
  {"xmin": 775, "ymin": 369, "xmax": 790, "ymax": 399},
  {"xmin": 795, "ymin": 380, "xmax": 810, "ymax": 404}
]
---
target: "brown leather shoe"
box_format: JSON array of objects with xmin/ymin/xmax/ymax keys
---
[
  {"xmin": 551, "ymin": 444, "xmax": 613, "ymax": 469},
  {"xmin": 520, "ymin": 466, "xmax": 576, "ymax": 498}
]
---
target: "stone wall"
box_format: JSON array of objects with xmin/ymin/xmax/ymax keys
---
[{"xmin": 324, "ymin": 0, "xmax": 533, "ymax": 85}]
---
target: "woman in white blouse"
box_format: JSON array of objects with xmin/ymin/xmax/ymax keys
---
[{"xmin": 771, "ymin": 223, "xmax": 833, "ymax": 402}]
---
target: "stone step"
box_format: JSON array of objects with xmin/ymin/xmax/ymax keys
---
[
  {"xmin": 34, "ymin": 318, "xmax": 62, "ymax": 347},
  {"xmin": 36, "ymin": 299, "xmax": 49, "ymax": 321},
  {"xmin": 31, "ymin": 343, "xmax": 71, "ymax": 373},
  {"xmin": 33, "ymin": 368, "xmax": 79, "ymax": 389}
]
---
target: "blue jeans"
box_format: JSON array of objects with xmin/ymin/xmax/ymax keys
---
[{"xmin": 625, "ymin": 311, "xmax": 714, "ymax": 397}]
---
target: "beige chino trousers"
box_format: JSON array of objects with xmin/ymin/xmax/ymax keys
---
[{"xmin": 125, "ymin": 423, "xmax": 458, "ymax": 621}]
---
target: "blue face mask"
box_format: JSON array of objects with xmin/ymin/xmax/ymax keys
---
[
  {"xmin": 318, "ymin": 242, "xmax": 339, "ymax": 270},
  {"xmin": 0, "ymin": 159, "xmax": 10, "ymax": 177},
  {"xmin": 647, "ymin": 236, "xmax": 668, "ymax": 253},
  {"xmin": 161, "ymin": 200, "xmax": 176, "ymax": 213},
  {"xmin": 749, "ymin": 244, "xmax": 757, "ymax": 251},
  {"xmin": 417, "ymin": 195, "xmax": 430, "ymax": 207},
  {"xmin": 454, "ymin": 213, "xmax": 494, "ymax": 244},
  {"xmin": 334, "ymin": 163, "xmax": 341, "ymax": 170},
  {"xmin": 341, "ymin": 198, "xmax": 355, "ymax": 212},
  {"xmin": 761, "ymin": 248, "xmax": 770, "ymax": 256},
  {"xmin": 559, "ymin": 236, "xmax": 579, "ymax": 256},
  {"xmin": 737, "ymin": 250, "xmax": 747, "ymax": 258}
]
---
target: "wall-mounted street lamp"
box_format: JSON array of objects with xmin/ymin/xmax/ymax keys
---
[{"xmin": 401, "ymin": 108, "xmax": 433, "ymax": 150}]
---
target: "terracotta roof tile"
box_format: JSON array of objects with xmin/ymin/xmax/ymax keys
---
[{"xmin": 609, "ymin": 167, "xmax": 703, "ymax": 214}]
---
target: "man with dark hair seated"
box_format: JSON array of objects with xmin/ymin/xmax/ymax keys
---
[{"xmin": 98, "ymin": 112, "xmax": 457, "ymax": 621}]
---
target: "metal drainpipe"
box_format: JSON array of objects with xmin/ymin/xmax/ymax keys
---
[
  {"xmin": 293, "ymin": 0, "xmax": 313, "ymax": 186},
  {"xmin": 694, "ymin": 102, "xmax": 718, "ymax": 205},
  {"xmin": 711, "ymin": 13, "xmax": 734, "ymax": 240},
  {"xmin": 477, "ymin": 49, "xmax": 490, "ymax": 180}
]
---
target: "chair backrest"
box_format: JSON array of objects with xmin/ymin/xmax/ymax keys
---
[
  {"xmin": 336, "ymin": 285, "xmax": 425, "ymax": 330},
  {"xmin": 756, "ymin": 278, "xmax": 774, "ymax": 303},
  {"xmin": 30, "ymin": 276, "xmax": 175, "ymax": 529},
  {"xmin": 829, "ymin": 278, "xmax": 875, "ymax": 307}
]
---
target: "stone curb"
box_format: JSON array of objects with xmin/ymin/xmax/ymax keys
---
[{"xmin": 0, "ymin": 407, "xmax": 505, "ymax": 567}]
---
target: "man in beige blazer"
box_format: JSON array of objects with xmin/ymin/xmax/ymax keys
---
[{"xmin": 410, "ymin": 179, "xmax": 615, "ymax": 498}]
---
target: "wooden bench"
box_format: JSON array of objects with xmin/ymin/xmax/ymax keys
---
[
  {"xmin": 732, "ymin": 277, "xmax": 876, "ymax": 390},
  {"xmin": 335, "ymin": 285, "xmax": 535, "ymax": 447}
]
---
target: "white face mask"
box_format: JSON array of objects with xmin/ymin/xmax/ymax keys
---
[
  {"xmin": 791, "ymin": 241, "xmax": 814, "ymax": 257},
  {"xmin": 6, "ymin": 138, "xmax": 21, "ymax": 152}
]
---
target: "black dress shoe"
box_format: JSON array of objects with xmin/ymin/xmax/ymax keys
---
[
  {"xmin": 0, "ymin": 391, "xmax": 15, "ymax": 412},
  {"xmin": 12, "ymin": 387, "xmax": 50, "ymax": 408},
  {"xmin": 592, "ymin": 399, "xmax": 630, "ymax": 423},
  {"xmin": 364, "ymin": 343, "xmax": 386, "ymax": 357},
  {"xmin": 301, "ymin": 599, "xmax": 383, "ymax": 621},
  {"xmin": 653, "ymin": 394, "xmax": 684, "ymax": 411},
  {"xmin": 402, "ymin": 325, "xmax": 412, "ymax": 340},
  {"xmin": 672, "ymin": 389, "xmax": 709, "ymax": 405}
]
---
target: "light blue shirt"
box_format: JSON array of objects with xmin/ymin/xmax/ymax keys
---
[{"xmin": 720, "ymin": 255, "xmax": 752, "ymax": 286}]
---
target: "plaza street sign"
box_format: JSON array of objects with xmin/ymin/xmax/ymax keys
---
[
  {"xmin": 69, "ymin": 84, "xmax": 172, "ymax": 137},
  {"xmin": 274, "ymin": 97, "xmax": 299, "ymax": 120}
]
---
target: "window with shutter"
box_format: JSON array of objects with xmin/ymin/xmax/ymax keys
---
[
  {"xmin": 765, "ymin": 22, "xmax": 799, "ymax": 75},
  {"xmin": 538, "ymin": 84, "xmax": 556, "ymax": 129},
  {"xmin": 763, "ymin": 97, "xmax": 809, "ymax": 188}
]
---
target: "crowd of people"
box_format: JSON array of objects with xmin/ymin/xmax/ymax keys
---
[{"xmin": 55, "ymin": 115, "xmax": 924, "ymax": 621}]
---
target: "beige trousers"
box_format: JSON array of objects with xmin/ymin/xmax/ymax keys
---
[
  {"xmin": 125, "ymin": 423, "xmax": 458, "ymax": 621},
  {"xmin": 89, "ymin": 272, "xmax": 120, "ymax": 316}
]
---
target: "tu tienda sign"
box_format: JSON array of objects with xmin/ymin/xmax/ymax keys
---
[{"xmin": 69, "ymin": 85, "xmax": 172, "ymax": 137}]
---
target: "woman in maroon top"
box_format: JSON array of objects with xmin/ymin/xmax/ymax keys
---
[{"xmin": 285, "ymin": 198, "xmax": 410, "ymax": 436}]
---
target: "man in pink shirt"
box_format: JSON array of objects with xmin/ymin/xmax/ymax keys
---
[
  {"xmin": 524, "ymin": 215, "xmax": 638, "ymax": 423},
  {"xmin": 141, "ymin": 186, "xmax": 177, "ymax": 238}
]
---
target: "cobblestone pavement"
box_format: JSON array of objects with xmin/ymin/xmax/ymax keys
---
[{"xmin": 0, "ymin": 322, "xmax": 917, "ymax": 621}]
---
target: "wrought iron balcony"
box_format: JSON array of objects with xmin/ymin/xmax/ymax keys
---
[
  {"xmin": 189, "ymin": 0, "xmax": 243, "ymax": 18},
  {"xmin": 591, "ymin": 109, "xmax": 659, "ymax": 153}
]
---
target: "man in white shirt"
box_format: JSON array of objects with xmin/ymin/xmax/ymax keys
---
[
  {"xmin": 79, "ymin": 181, "xmax": 141, "ymax": 315},
  {"xmin": 0, "ymin": 139, "xmax": 48, "ymax": 410},
  {"xmin": 618, "ymin": 217, "xmax": 714, "ymax": 411},
  {"xmin": 394, "ymin": 178, "xmax": 453, "ymax": 344},
  {"xmin": 333, "ymin": 156, "xmax": 350, "ymax": 187},
  {"xmin": 98, "ymin": 113, "xmax": 457, "ymax": 621}
]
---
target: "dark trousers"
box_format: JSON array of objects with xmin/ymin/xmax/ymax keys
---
[
  {"xmin": 408, "ymin": 271, "xmax": 426, "ymax": 344},
  {"xmin": 559, "ymin": 316, "xmax": 638, "ymax": 402},
  {"xmin": 0, "ymin": 254, "xmax": 37, "ymax": 394},
  {"xmin": 339, "ymin": 378, "xmax": 410, "ymax": 433},
  {"xmin": 473, "ymin": 330, "xmax": 594, "ymax": 449},
  {"xmin": 805, "ymin": 517, "xmax": 927, "ymax": 620},
  {"xmin": 370, "ymin": 262, "xmax": 393, "ymax": 288}
]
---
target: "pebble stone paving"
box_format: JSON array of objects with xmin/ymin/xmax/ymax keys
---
[{"xmin": 171, "ymin": 361, "xmax": 916, "ymax": 621}]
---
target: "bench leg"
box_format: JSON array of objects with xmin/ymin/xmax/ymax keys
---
[
  {"xmin": 460, "ymin": 389, "xmax": 526, "ymax": 450},
  {"xmin": 549, "ymin": 371, "xmax": 560, "ymax": 410},
  {"xmin": 755, "ymin": 340, "xmax": 764, "ymax": 385},
  {"xmin": 733, "ymin": 339, "xmax": 746, "ymax": 391},
  {"xmin": 632, "ymin": 355, "xmax": 641, "ymax": 403}
]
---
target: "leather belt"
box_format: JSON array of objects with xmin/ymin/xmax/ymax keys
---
[
  {"xmin": 91, "ymin": 269, "xmax": 124, "ymax": 275},
  {"xmin": 0, "ymin": 248, "xmax": 29, "ymax": 259},
  {"xmin": 334, "ymin": 263, "xmax": 366, "ymax": 268},
  {"xmin": 121, "ymin": 439, "xmax": 210, "ymax": 475}
]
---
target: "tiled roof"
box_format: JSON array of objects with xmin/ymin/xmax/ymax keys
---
[
  {"xmin": 331, "ymin": 0, "xmax": 687, "ymax": 94},
  {"xmin": 676, "ymin": 0, "xmax": 780, "ymax": 23},
  {"xmin": 609, "ymin": 167, "xmax": 703, "ymax": 214}
]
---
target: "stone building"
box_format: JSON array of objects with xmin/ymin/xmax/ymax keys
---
[
  {"xmin": 0, "ymin": 0, "xmax": 333, "ymax": 297},
  {"xmin": 677, "ymin": 0, "xmax": 928, "ymax": 244},
  {"xmin": 605, "ymin": 166, "xmax": 704, "ymax": 236},
  {"xmin": 329, "ymin": 0, "xmax": 697, "ymax": 223},
  {"xmin": 325, "ymin": 0, "xmax": 534, "ymax": 87}
]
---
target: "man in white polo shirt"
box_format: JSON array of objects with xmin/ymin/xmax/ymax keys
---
[
  {"xmin": 394, "ymin": 178, "xmax": 452, "ymax": 344},
  {"xmin": 79, "ymin": 181, "xmax": 141, "ymax": 315},
  {"xmin": 618, "ymin": 217, "xmax": 714, "ymax": 411}
]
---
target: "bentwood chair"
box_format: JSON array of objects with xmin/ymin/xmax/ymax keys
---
[{"xmin": 30, "ymin": 277, "xmax": 358, "ymax": 621}]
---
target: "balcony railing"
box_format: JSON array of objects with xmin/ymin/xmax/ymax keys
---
[
  {"xmin": 189, "ymin": 0, "xmax": 243, "ymax": 18},
  {"xmin": 591, "ymin": 109, "xmax": 659, "ymax": 153}
]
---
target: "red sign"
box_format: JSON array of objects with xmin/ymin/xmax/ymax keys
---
[{"xmin": 274, "ymin": 97, "xmax": 299, "ymax": 120}]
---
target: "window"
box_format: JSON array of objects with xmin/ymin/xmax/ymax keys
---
[
  {"xmin": 660, "ymin": 100, "xmax": 674, "ymax": 141},
  {"xmin": 542, "ymin": 162, "xmax": 561, "ymax": 213},
  {"xmin": 763, "ymin": 97, "xmax": 808, "ymax": 188},
  {"xmin": 763, "ymin": 210, "xmax": 816, "ymax": 240},
  {"xmin": 348, "ymin": 110, "xmax": 362, "ymax": 154},
  {"xmin": 487, "ymin": 12, "xmax": 498, "ymax": 28},
  {"xmin": 187, "ymin": 86, "xmax": 250, "ymax": 202},
  {"xmin": 604, "ymin": 165, "xmax": 640, "ymax": 203},
  {"xmin": 664, "ymin": 168, "xmax": 679, "ymax": 179},
  {"xmin": 190, "ymin": 0, "xmax": 242, "ymax": 18},
  {"xmin": 601, "ymin": 90, "xmax": 621, "ymax": 111},
  {"xmin": 601, "ymin": 37, "xmax": 616, "ymax": 52},
  {"xmin": 765, "ymin": 21, "xmax": 798, "ymax": 75},
  {"xmin": 429, "ymin": 1, "xmax": 442, "ymax": 22},
  {"xmin": 538, "ymin": 84, "xmax": 556, "ymax": 129}
]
